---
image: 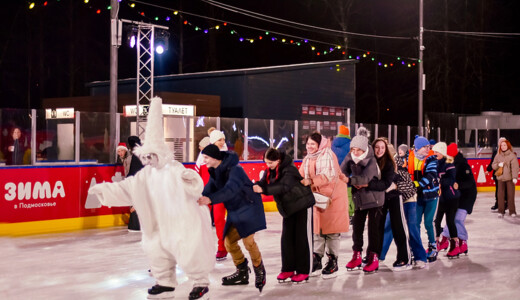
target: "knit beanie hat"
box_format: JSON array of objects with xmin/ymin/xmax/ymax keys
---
[
  {"xmin": 337, "ymin": 125, "xmax": 350, "ymax": 138},
  {"xmin": 202, "ymin": 144, "xmax": 224, "ymax": 160},
  {"xmin": 432, "ymin": 142, "xmax": 447, "ymax": 157},
  {"xmin": 127, "ymin": 136, "xmax": 142, "ymax": 149},
  {"xmin": 429, "ymin": 139, "xmax": 436, "ymax": 146},
  {"xmin": 210, "ymin": 130, "xmax": 226, "ymax": 144},
  {"xmin": 350, "ymin": 127, "xmax": 370, "ymax": 150},
  {"xmin": 116, "ymin": 142, "xmax": 127, "ymax": 152},
  {"xmin": 414, "ymin": 136, "xmax": 429, "ymax": 150},
  {"xmin": 447, "ymin": 143, "xmax": 458, "ymax": 157},
  {"xmin": 398, "ymin": 144, "xmax": 408, "ymax": 154},
  {"xmin": 199, "ymin": 136, "xmax": 211, "ymax": 148}
]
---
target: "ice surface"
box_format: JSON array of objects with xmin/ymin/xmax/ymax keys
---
[{"xmin": 1, "ymin": 191, "xmax": 519, "ymax": 299}]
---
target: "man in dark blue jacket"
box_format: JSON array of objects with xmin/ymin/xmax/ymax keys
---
[{"xmin": 198, "ymin": 144, "xmax": 267, "ymax": 292}]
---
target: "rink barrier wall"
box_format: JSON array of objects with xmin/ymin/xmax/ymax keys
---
[{"xmin": 0, "ymin": 158, "xmax": 517, "ymax": 236}]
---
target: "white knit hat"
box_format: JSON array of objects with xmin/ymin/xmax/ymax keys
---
[
  {"xmin": 199, "ymin": 136, "xmax": 211, "ymax": 148},
  {"xmin": 432, "ymin": 142, "xmax": 447, "ymax": 157},
  {"xmin": 133, "ymin": 97, "xmax": 173, "ymax": 168},
  {"xmin": 209, "ymin": 130, "xmax": 226, "ymax": 144}
]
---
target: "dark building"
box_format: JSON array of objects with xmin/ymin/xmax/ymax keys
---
[{"xmin": 87, "ymin": 60, "xmax": 356, "ymax": 122}]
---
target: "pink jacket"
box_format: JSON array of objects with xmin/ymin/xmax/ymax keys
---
[{"xmin": 300, "ymin": 148, "xmax": 350, "ymax": 235}]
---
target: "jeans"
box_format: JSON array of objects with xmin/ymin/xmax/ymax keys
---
[
  {"xmin": 416, "ymin": 197, "xmax": 439, "ymax": 244},
  {"xmin": 381, "ymin": 201, "xmax": 427, "ymax": 263},
  {"xmin": 442, "ymin": 208, "xmax": 468, "ymax": 240}
]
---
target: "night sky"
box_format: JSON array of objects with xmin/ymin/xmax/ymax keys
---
[{"xmin": 1, "ymin": 0, "xmax": 519, "ymax": 126}]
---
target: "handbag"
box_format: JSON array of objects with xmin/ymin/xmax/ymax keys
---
[
  {"xmin": 495, "ymin": 166, "xmax": 504, "ymax": 176},
  {"xmin": 313, "ymin": 179, "xmax": 338, "ymax": 210}
]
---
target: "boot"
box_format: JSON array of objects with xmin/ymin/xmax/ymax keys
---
[
  {"xmin": 321, "ymin": 252, "xmax": 339, "ymax": 279},
  {"xmin": 290, "ymin": 273, "xmax": 309, "ymax": 283},
  {"xmin": 459, "ymin": 239, "xmax": 468, "ymax": 255},
  {"xmin": 447, "ymin": 239, "xmax": 460, "ymax": 259},
  {"xmin": 277, "ymin": 271, "xmax": 294, "ymax": 282},
  {"xmin": 426, "ymin": 242, "xmax": 438, "ymax": 262},
  {"xmin": 147, "ymin": 284, "xmax": 175, "ymax": 299},
  {"xmin": 253, "ymin": 261, "xmax": 266, "ymax": 292},
  {"xmin": 189, "ymin": 286, "xmax": 209, "ymax": 300},
  {"xmin": 346, "ymin": 250, "xmax": 362, "ymax": 271},
  {"xmin": 363, "ymin": 252, "xmax": 379, "ymax": 273},
  {"xmin": 222, "ymin": 259, "xmax": 250, "ymax": 285},
  {"xmin": 437, "ymin": 235, "xmax": 449, "ymax": 251},
  {"xmin": 310, "ymin": 253, "xmax": 323, "ymax": 276}
]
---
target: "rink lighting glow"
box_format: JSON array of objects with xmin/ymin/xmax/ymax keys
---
[
  {"xmin": 275, "ymin": 137, "xmax": 289, "ymax": 149},
  {"xmin": 249, "ymin": 136, "xmax": 269, "ymax": 147},
  {"xmin": 196, "ymin": 116, "xmax": 205, "ymax": 127},
  {"xmin": 129, "ymin": 36, "xmax": 136, "ymax": 48},
  {"xmin": 155, "ymin": 45, "xmax": 164, "ymax": 54}
]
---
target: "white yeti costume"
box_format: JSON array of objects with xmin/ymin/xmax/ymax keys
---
[{"xmin": 88, "ymin": 97, "xmax": 215, "ymax": 291}]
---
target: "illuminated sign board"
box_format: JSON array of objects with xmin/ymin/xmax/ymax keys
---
[
  {"xmin": 124, "ymin": 104, "xmax": 195, "ymax": 117},
  {"xmin": 45, "ymin": 108, "xmax": 75, "ymax": 119}
]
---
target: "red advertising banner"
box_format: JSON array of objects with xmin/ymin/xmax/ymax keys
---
[{"xmin": 0, "ymin": 165, "xmax": 128, "ymax": 223}]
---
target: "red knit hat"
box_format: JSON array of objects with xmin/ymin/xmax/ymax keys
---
[
  {"xmin": 116, "ymin": 142, "xmax": 128, "ymax": 152},
  {"xmin": 337, "ymin": 125, "xmax": 350, "ymax": 137},
  {"xmin": 447, "ymin": 143, "xmax": 458, "ymax": 157}
]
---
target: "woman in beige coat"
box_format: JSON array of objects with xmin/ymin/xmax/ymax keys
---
[
  {"xmin": 492, "ymin": 139, "xmax": 518, "ymax": 217},
  {"xmin": 300, "ymin": 132, "xmax": 349, "ymax": 279}
]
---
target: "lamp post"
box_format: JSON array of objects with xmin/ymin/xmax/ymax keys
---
[{"xmin": 418, "ymin": 0, "xmax": 425, "ymax": 135}]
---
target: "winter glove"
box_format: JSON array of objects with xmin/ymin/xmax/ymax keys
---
[
  {"xmin": 513, "ymin": 179, "xmax": 518, "ymax": 185},
  {"xmin": 499, "ymin": 162, "xmax": 504, "ymax": 167}
]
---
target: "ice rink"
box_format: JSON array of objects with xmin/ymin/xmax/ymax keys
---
[{"xmin": 1, "ymin": 191, "xmax": 519, "ymax": 300}]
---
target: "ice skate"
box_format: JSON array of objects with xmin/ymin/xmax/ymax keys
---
[
  {"xmin": 277, "ymin": 271, "xmax": 294, "ymax": 283},
  {"xmin": 363, "ymin": 252, "xmax": 379, "ymax": 273},
  {"xmin": 392, "ymin": 260, "xmax": 412, "ymax": 272},
  {"xmin": 310, "ymin": 253, "xmax": 323, "ymax": 277},
  {"xmin": 147, "ymin": 284, "xmax": 175, "ymax": 299},
  {"xmin": 447, "ymin": 239, "xmax": 460, "ymax": 259},
  {"xmin": 426, "ymin": 243, "xmax": 438, "ymax": 262},
  {"xmin": 413, "ymin": 260, "xmax": 428, "ymax": 269},
  {"xmin": 253, "ymin": 261, "xmax": 266, "ymax": 292},
  {"xmin": 291, "ymin": 273, "xmax": 309, "ymax": 283},
  {"xmin": 321, "ymin": 253, "xmax": 339, "ymax": 279},
  {"xmin": 189, "ymin": 286, "xmax": 209, "ymax": 300},
  {"xmin": 215, "ymin": 250, "xmax": 228, "ymax": 261},
  {"xmin": 437, "ymin": 236, "xmax": 449, "ymax": 251},
  {"xmin": 222, "ymin": 259, "xmax": 250, "ymax": 286},
  {"xmin": 346, "ymin": 250, "xmax": 362, "ymax": 271},
  {"xmin": 459, "ymin": 239, "xmax": 468, "ymax": 255}
]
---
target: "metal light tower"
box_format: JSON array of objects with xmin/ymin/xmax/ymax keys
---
[
  {"xmin": 418, "ymin": 0, "xmax": 425, "ymax": 135},
  {"xmin": 121, "ymin": 19, "xmax": 169, "ymax": 139}
]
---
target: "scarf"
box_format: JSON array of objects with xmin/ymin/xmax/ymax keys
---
[
  {"xmin": 303, "ymin": 136, "xmax": 336, "ymax": 181},
  {"xmin": 414, "ymin": 150, "xmax": 427, "ymax": 161},
  {"xmin": 351, "ymin": 146, "xmax": 369, "ymax": 164}
]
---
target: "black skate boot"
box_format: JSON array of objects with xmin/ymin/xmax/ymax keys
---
[
  {"xmin": 147, "ymin": 284, "xmax": 175, "ymax": 299},
  {"xmin": 222, "ymin": 258, "xmax": 250, "ymax": 285},
  {"xmin": 321, "ymin": 252, "xmax": 339, "ymax": 279},
  {"xmin": 189, "ymin": 286, "xmax": 209, "ymax": 300},
  {"xmin": 253, "ymin": 260, "xmax": 266, "ymax": 292},
  {"xmin": 310, "ymin": 252, "xmax": 323, "ymax": 277}
]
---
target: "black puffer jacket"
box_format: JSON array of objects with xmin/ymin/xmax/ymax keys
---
[
  {"xmin": 256, "ymin": 152, "xmax": 314, "ymax": 217},
  {"xmin": 453, "ymin": 152, "xmax": 477, "ymax": 214}
]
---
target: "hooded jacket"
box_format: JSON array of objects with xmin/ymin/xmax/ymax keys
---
[
  {"xmin": 203, "ymin": 151, "xmax": 267, "ymax": 238},
  {"xmin": 256, "ymin": 152, "xmax": 314, "ymax": 218},
  {"xmin": 341, "ymin": 146, "xmax": 385, "ymax": 210},
  {"xmin": 331, "ymin": 136, "xmax": 351, "ymax": 165}
]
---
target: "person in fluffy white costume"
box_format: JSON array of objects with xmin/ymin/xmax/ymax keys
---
[{"xmin": 88, "ymin": 97, "xmax": 214, "ymax": 300}]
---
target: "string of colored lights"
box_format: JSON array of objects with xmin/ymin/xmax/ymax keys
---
[{"xmin": 25, "ymin": 0, "xmax": 419, "ymax": 68}]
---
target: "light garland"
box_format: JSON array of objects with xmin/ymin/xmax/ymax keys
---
[{"xmin": 26, "ymin": 0, "xmax": 419, "ymax": 68}]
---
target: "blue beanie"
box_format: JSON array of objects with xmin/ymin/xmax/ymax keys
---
[
  {"xmin": 429, "ymin": 139, "xmax": 436, "ymax": 145},
  {"xmin": 414, "ymin": 136, "xmax": 429, "ymax": 150}
]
